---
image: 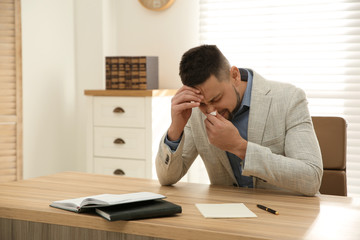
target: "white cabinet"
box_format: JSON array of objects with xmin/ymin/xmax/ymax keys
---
[{"xmin": 85, "ymin": 90, "xmax": 175, "ymax": 179}]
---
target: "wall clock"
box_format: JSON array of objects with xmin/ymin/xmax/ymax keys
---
[{"xmin": 138, "ymin": 0, "xmax": 175, "ymax": 11}]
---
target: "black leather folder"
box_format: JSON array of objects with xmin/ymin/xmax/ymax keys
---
[{"xmin": 95, "ymin": 199, "xmax": 182, "ymax": 221}]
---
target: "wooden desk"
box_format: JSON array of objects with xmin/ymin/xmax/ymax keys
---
[{"xmin": 0, "ymin": 172, "xmax": 359, "ymax": 240}]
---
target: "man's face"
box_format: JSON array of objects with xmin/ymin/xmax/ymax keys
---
[{"xmin": 195, "ymin": 74, "xmax": 242, "ymax": 120}]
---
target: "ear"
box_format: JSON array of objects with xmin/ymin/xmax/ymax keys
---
[{"xmin": 230, "ymin": 66, "xmax": 241, "ymax": 86}]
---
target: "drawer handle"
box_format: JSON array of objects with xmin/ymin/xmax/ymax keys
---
[
  {"xmin": 114, "ymin": 138, "xmax": 125, "ymax": 144},
  {"xmin": 113, "ymin": 107, "xmax": 125, "ymax": 113},
  {"xmin": 113, "ymin": 169, "xmax": 125, "ymax": 176}
]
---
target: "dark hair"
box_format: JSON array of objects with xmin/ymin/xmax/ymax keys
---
[{"xmin": 179, "ymin": 45, "xmax": 230, "ymax": 87}]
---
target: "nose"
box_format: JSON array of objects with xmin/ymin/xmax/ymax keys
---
[{"xmin": 205, "ymin": 104, "xmax": 216, "ymax": 114}]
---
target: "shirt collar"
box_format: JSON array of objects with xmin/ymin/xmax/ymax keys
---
[
  {"xmin": 241, "ymin": 69, "xmax": 252, "ymax": 108},
  {"xmin": 231, "ymin": 69, "xmax": 253, "ymax": 119}
]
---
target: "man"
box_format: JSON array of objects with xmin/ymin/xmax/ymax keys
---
[{"xmin": 156, "ymin": 45, "xmax": 323, "ymax": 196}]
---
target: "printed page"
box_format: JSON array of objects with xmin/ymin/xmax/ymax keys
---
[{"xmin": 82, "ymin": 192, "xmax": 165, "ymax": 207}]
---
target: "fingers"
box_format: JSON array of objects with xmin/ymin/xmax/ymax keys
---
[
  {"xmin": 205, "ymin": 111, "xmax": 226, "ymax": 126},
  {"xmin": 172, "ymin": 86, "xmax": 203, "ymax": 110},
  {"xmin": 214, "ymin": 111, "xmax": 226, "ymax": 121},
  {"xmin": 172, "ymin": 101, "xmax": 199, "ymax": 113}
]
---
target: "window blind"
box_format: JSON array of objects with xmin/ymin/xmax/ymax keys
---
[
  {"xmin": 199, "ymin": 0, "xmax": 360, "ymax": 197},
  {"xmin": 0, "ymin": 0, "xmax": 22, "ymax": 182}
]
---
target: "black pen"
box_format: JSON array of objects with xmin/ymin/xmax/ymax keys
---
[{"xmin": 257, "ymin": 204, "xmax": 279, "ymax": 215}]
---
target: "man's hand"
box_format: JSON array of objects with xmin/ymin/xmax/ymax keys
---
[
  {"xmin": 168, "ymin": 86, "xmax": 203, "ymax": 141},
  {"xmin": 205, "ymin": 112, "xmax": 247, "ymax": 159}
]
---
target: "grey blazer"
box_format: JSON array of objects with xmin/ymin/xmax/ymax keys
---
[{"xmin": 156, "ymin": 70, "xmax": 323, "ymax": 196}]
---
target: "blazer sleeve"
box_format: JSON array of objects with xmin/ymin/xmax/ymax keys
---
[
  {"xmin": 242, "ymin": 88, "xmax": 323, "ymax": 196},
  {"xmin": 155, "ymin": 124, "xmax": 199, "ymax": 186}
]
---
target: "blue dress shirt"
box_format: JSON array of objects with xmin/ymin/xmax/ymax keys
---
[
  {"xmin": 165, "ymin": 69, "xmax": 254, "ymax": 188},
  {"xmin": 227, "ymin": 69, "xmax": 253, "ymax": 188}
]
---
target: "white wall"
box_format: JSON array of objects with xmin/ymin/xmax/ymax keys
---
[
  {"xmin": 102, "ymin": 0, "xmax": 199, "ymax": 89},
  {"xmin": 74, "ymin": 0, "xmax": 105, "ymax": 178},
  {"xmin": 22, "ymin": 0, "xmax": 199, "ymax": 179},
  {"xmin": 22, "ymin": 0, "xmax": 77, "ymax": 179}
]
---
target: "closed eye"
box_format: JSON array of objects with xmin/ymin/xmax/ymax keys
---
[{"xmin": 210, "ymin": 96, "xmax": 221, "ymax": 103}]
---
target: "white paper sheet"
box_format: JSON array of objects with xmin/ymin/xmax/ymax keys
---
[{"xmin": 195, "ymin": 203, "xmax": 257, "ymax": 218}]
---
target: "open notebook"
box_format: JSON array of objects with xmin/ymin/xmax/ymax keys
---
[{"xmin": 50, "ymin": 192, "xmax": 165, "ymax": 213}]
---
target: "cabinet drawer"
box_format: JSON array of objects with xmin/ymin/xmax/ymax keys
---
[
  {"xmin": 94, "ymin": 157, "xmax": 146, "ymax": 178},
  {"xmin": 94, "ymin": 127, "xmax": 146, "ymax": 159},
  {"xmin": 93, "ymin": 97, "xmax": 145, "ymax": 127}
]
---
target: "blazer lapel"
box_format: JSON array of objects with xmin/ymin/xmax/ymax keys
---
[
  {"xmin": 211, "ymin": 144, "xmax": 237, "ymax": 183},
  {"xmin": 248, "ymin": 71, "xmax": 272, "ymax": 145}
]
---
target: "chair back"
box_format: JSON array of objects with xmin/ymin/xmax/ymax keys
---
[{"xmin": 312, "ymin": 116, "xmax": 347, "ymax": 196}]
